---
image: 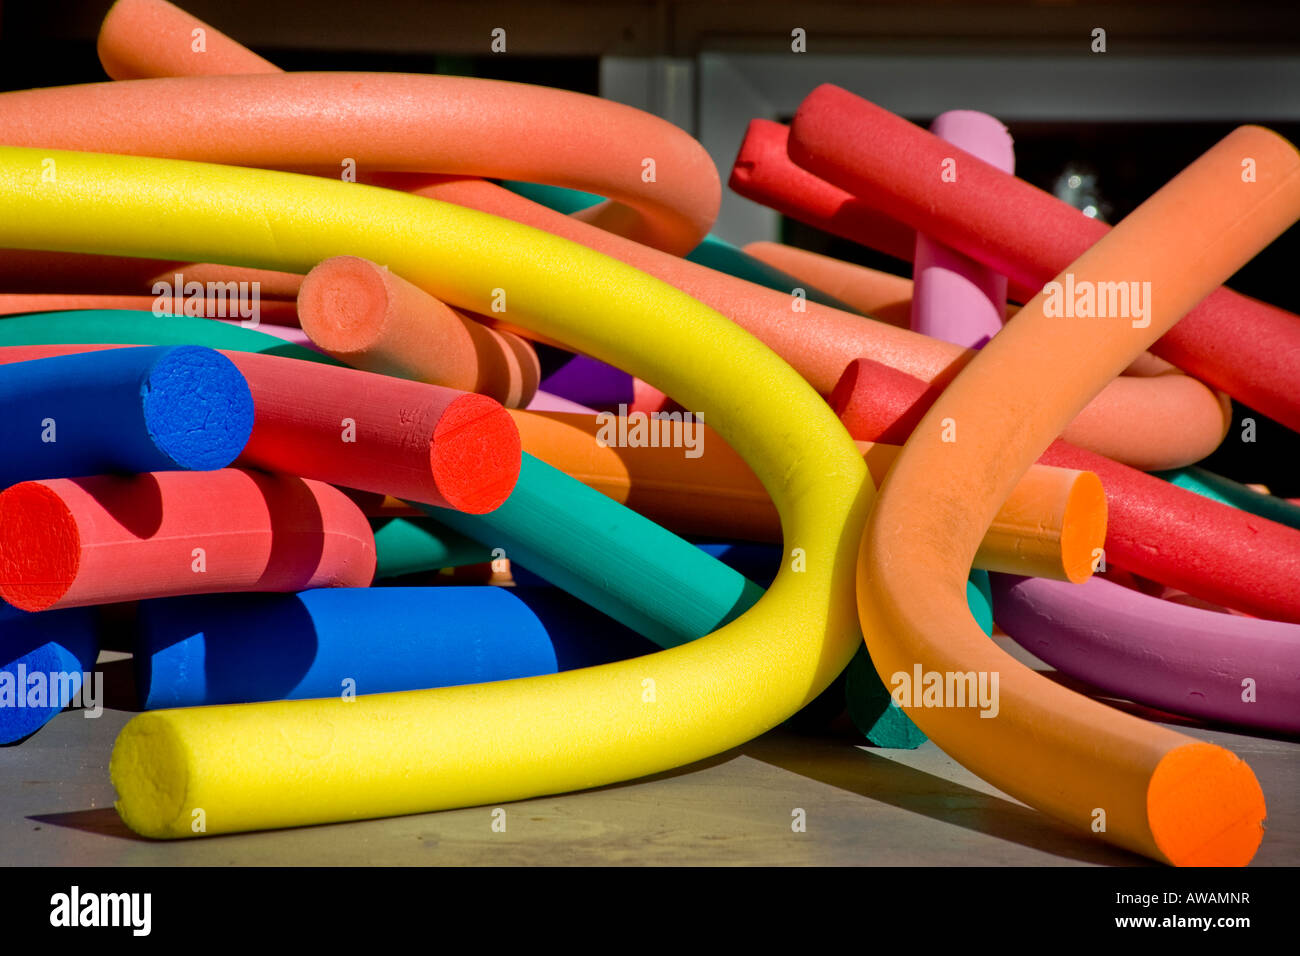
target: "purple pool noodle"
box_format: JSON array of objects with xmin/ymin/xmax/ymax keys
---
[
  {"xmin": 911, "ymin": 110, "xmax": 1014, "ymax": 349},
  {"xmin": 991, "ymin": 573, "xmax": 1300, "ymax": 734},
  {"xmin": 538, "ymin": 353, "xmax": 633, "ymax": 410},
  {"xmin": 525, "ymin": 389, "xmax": 597, "ymax": 414}
]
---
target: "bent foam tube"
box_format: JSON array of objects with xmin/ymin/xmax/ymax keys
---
[
  {"xmin": 135, "ymin": 587, "xmax": 558, "ymax": 709},
  {"xmin": 0, "ymin": 469, "xmax": 376, "ymax": 611},
  {"xmin": 788, "ymin": 84, "xmax": 1300, "ymax": 434},
  {"xmin": 0, "ymin": 344, "xmax": 251, "ymax": 485},
  {"xmin": 1, "ymin": 602, "xmax": 100, "ymax": 744},
  {"xmin": 833, "ymin": 356, "xmax": 1300, "ymax": 623},
  {"xmin": 856, "ymin": 125, "xmax": 1300, "ymax": 865},
  {"xmin": 991, "ymin": 574, "xmax": 1300, "ymax": 736},
  {"xmin": 0, "ymin": 145, "xmax": 875, "ymax": 837},
  {"xmin": 297, "ymin": 256, "xmax": 540, "ymax": 408},
  {"xmin": 0, "ymin": 74, "xmax": 718, "ymax": 257}
]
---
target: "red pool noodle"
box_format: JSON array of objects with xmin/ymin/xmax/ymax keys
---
[
  {"xmin": 788, "ymin": 84, "xmax": 1300, "ymax": 432},
  {"xmin": 0, "ymin": 345, "xmax": 521, "ymax": 514},
  {"xmin": 833, "ymin": 356, "xmax": 1300, "ymax": 623},
  {"xmin": 0, "ymin": 469, "xmax": 375, "ymax": 611},
  {"xmin": 728, "ymin": 119, "xmax": 917, "ymax": 264}
]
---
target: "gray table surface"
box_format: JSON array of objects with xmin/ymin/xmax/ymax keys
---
[{"xmin": 2, "ymin": 641, "xmax": 1295, "ymax": 866}]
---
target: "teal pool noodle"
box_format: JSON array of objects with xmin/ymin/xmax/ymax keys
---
[
  {"xmin": 0, "ymin": 344, "xmax": 253, "ymax": 484},
  {"xmin": 499, "ymin": 180, "xmax": 861, "ymax": 312},
  {"xmin": 1, "ymin": 601, "xmax": 100, "ymax": 744},
  {"xmin": 420, "ymin": 455, "xmax": 765, "ymax": 649},
  {"xmin": 373, "ymin": 517, "xmax": 494, "ymax": 579},
  {"xmin": 1156, "ymin": 465, "xmax": 1300, "ymax": 533},
  {"xmin": 0, "ymin": 309, "xmax": 341, "ymax": 365},
  {"xmin": 135, "ymin": 587, "xmax": 558, "ymax": 708}
]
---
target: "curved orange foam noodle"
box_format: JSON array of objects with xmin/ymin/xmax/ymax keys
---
[
  {"xmin": 0, "ymin": 82, "xmax": 715, "ymax": 259},
  {"xmin": 858, "ymin": 126, "xmax": 1300, "ymax": 866}
]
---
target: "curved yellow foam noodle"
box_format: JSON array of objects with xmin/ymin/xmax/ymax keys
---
[
  {"xmin": 0, "ymin": 145, "xmax": 871, "ymax": 837},
  {"xmin": 858, "ymin": 126, "xmax": 1300, "ymax": 865}
]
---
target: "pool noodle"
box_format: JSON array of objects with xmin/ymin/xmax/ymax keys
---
[
  {"xmin": 135, "ymin": 587, "xmax": 558, "ymax": 708},
  {"xmin": 835, "ymin": 354, "xmax": 1300, "ymax": 623},
  {"xmin": 1156, "ymin": 465, "xmax": 1300, "ymax": 533},
  {"xmin": 0, "ymin": 469, "xmax": 376, "ymax": 611},
  {"xmin": 788, "ymin": 84, "xmax": 1300, "ymax": 434},
  {"xmin": 297, "ymin": 256, "xmax": 540, "ymax": 407},
  {"xmin": 511, "ymin": 409, "xmax": 1104, "ymax": 580},
  {"xmin": 501, "ymin": 179, "xmax": 861, "ymax": 313},
  {"xmin": 856, "ymin": 125, "xmax": 1299, "ymax": 865},
  {"xmin": 0, "ymin": 75, "xmax": 717, "ymax": 259},
  {"xmin": 0, "ymin": 344, "xmax": 251, "ymax": 486},
  {"xmin": 1, "ymin": 602, "xmax": 100, "ymax": 744},
  {"xmin": 37, "ymin": 19, "xmax": 1231, "ymax": 469},
  {"xmin": 911, "ymin": 111, "xmax": 1013, "ymax": 348},
  {"xmin": 0, "ymin": 146, "xmax": 880, "ymax": 839},
  {"xmin": 0, "ymin": 340, "xmax": 523, "ymax": 515},
  {"xmin": 728, "ymin": 119, "xmax": 918, "ymax": 266},
  {"xmin": 845, "ymin": 571, "xmax": 994, "ymax": 749},
  {"xmin": 991, "ymin": 574, "xmax": 1300, "ymax": 735},
  {"xmin": 373, "ymin": 518, "xmax": 493, "ymax": 579},
  {"xmin": 0, "ymin": 294, "xmax": 299, "ymax": 325}
]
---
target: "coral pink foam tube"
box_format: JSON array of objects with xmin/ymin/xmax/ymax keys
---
[{"xmin": 0, "ymin": 469, "xmax": 375, "ymax": 611}]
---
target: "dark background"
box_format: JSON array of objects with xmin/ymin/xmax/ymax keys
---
[{"xmin": 2, "ymin": 0, "xmax": 1297, "ymax": 491}]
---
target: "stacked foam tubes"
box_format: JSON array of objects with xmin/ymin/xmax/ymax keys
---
[
  {"xmin": 0, "ymin": 344, "xmax": 524, "ymax": 514},
  {"xmin": 0, "ymin": 28, "xmax": 1227, "ymax": 469},
  {"xmin": 510, "ymin": 410, "xmax": 1104, "ymax": 581}
]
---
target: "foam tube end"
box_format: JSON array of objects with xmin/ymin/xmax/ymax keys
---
[
  {"xmin": 1148, "ymin": 742, "xmax": 1266, "ymax": 867},
  {"xmin": 431, "ymin": 394, "xmax": 522, "ymax": 513},
  {"xmin": 0, "ymin": 482, "xmax": 81, "ymax": 612},
  {"xmin": 141, "ymin": 345, "xmax": 254, "ymax": 470},
  {"xmin": 109, "ymin": 712, "xmax": 191, "ymax": 839}
]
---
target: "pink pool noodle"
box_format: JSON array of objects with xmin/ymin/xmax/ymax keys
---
[
  {"xmin": 0, "ymin": 469, "xmax": 375, "ymax": 611},
  {"xmin": 788, "ymin": 84, "xmax": 1300, "ymax": 433},
  {"xmin": 991, "ymin": 574, "xmax": 1300, "ymax": 735},
  {"xmin": 911, "ymin": 111, "xmax": 1014, "ymax": 348}
]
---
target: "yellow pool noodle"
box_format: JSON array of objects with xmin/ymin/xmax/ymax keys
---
[{"xmin": 0, "ymin": 145, "xmax": 873, "ymax": 837}]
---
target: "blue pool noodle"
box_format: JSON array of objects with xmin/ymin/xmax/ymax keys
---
[
  {"xmin": 1, "ymin": 601, "xmax": 99, "ymax": 744},
  {"xmin": 0, "ymin": 345, "xmax": 253, "ymax": 486},
  {"xmin": 135, "ymin": 587, "xmax": 559, "ymax": 708}
]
